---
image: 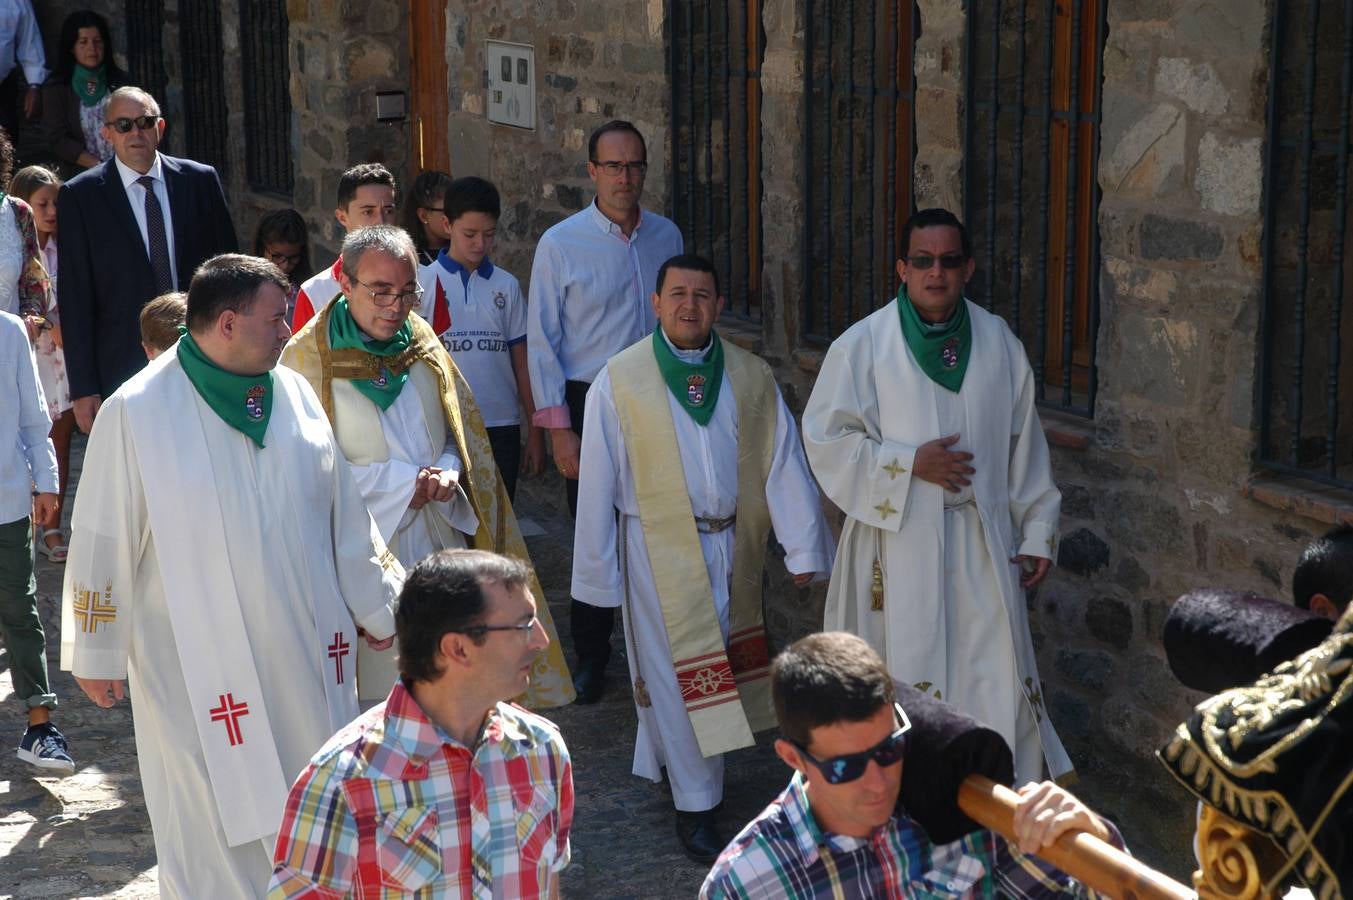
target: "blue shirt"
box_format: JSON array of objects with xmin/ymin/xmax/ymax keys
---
[
  {"xmin": 526, "ymin": 200, "xmax": 683, "ymax": 425},
  {"xmin": 0, "ymin": 311, "xmax": 57, "ymax": 524}
]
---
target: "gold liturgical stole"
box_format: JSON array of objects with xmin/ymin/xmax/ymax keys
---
[{"xmin": 608, "ymin": 335, "xmax": 778, "ymax": 758}]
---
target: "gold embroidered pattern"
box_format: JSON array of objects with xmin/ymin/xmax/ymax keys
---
[
  {"xmin": 883, "ymin": 459, "xmax": 907, "ymax": 480},
  {"xmin": 73, "ymin": 581, "xmax": 117, "ymax": 633},
  {"xmin": 913, "ymin": 681, "xmax": 942, "ymax": 700},
  {"xmin": 1024, "ymin": 676, "xmax": 1045, "ymax": 723},
  {"xmin": 874, "ymin": 498, "xmax": 898, "ymax": 519}
]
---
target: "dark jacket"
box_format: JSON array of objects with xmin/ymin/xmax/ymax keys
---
[
  {"xmin": 58, "ymin": 154, "xmax": 237, "ymax": 399},
  {"xmin": 18, "ymin": 78, "xmax": 127, "ymax": 179}
]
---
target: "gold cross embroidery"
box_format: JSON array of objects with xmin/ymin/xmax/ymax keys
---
[
  {"xmin": 1025, "ymin": 677, "xmax": 1044, "ymax": 723},
  {"xmin": 874, "ymin": 498, "xmax": 898, "ymax": 519},
  {"xmin": 73, "ymin": 581, "xmax": 118, "ymax": 634},
  {"xmin": 883, "ymin": 458, "xmax": 907, "ymax": 479}
]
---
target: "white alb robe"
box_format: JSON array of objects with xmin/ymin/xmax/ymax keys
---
[
  {"xmin": 61, "ymin": 355, "xmax": 400, "ymax": 899},
  {"xmin": 572, "ymin": 341, "xmax": 835, "ymax": 811},
  {"xmin": 346, "ymin": 378, "xmax": 480, "ymax": 701},
  {"xmin": 802, "ymin": 298, "xmax": 1071, "ymax": 783}
]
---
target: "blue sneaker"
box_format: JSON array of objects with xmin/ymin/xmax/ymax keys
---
[{"xmin": 17, "ymin": 723, "xmax": 75, "ymax": 775}]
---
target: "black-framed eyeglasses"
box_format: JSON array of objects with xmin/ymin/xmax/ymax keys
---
[
  {"xmin": 905, "ymin": 254, "xmax": 967, "ymax": 271},
  {"xmin": 791, "ymin": 702, "xmax": 912, "ymax": 785},
  {"xmin": 265, "ymin": 250, "xmax": 303, "ymax": 267},
  {"xmin": 353, "ymin": 279, "xmax": 424, "ymax": 309},
  {"xmin": 591, "ymin": 160, "xmax": 649, "ymax": 177},
  {"xmin": 105, "ymin": 115, "xmax": 161, "ymax": 134},
  {"xmin": 456, "ymin": 615, "xmax": 540, "ymax": 638},
  {"xmin": 420, "ymin": 206, "xmax": 445, "ymax": 214}
]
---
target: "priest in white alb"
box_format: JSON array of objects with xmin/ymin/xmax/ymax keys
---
[
  {"xmin": 282, "ymin": 225, "xmax": 574, "ymax": 709},
  {"xmin": 61, "ymin": 255, "xmax": 403, "ymax": 899},
  {"xmin": 572, "ymin": 253, "xmax": 834, "ymax": 862},
  {"xmin": 802, "ymin": 207, "xmax": 1072, "ymax": 785}
]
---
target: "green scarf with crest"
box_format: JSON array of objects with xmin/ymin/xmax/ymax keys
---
[
  {"xmin": 327, "ymin": 297, "xmax": 414, "ymax": 410},
  {"xmin": 897, "ymin": 287, "xmax": 971, "ymax": 393},
  {"xmin": 175, "ymin": 328, "xmax": 273, "ymax": 447},
  {"xmin": 651, "ymin": 328, "xmax": 724, "ymax": 426}
]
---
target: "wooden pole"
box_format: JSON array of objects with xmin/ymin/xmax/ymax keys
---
[{"xmin": 956, "ymin": 775, "xmax": 1196, "ymax": 900}]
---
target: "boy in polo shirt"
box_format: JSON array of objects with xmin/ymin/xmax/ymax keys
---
[{"xmin": 418, "ymin": 176, "xmax": 543, "ymax": 501}]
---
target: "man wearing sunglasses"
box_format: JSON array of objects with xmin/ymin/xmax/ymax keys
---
[
  {"xmin": 58, "ymin": 86, "xmax": 237, "ymax": 436},
  {"xmin": 702, "ymin": 632, "xmax": 1120, "ymax": 898},
  {"xmin": 271, "ymin": 549, "xmax": 574, "ymax": 899},
  {"xmin": 283, "ymin": 226, "xmax": 575, "ymax": 710},
  {"xmin": 803, "ymin": 208, "xmax": 1070, "ymax": 788}
]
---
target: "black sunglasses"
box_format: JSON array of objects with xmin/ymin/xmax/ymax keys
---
[
  {"xmin": 105, "ymin": 115, "xmax": 161, "ymax": 134},
  {"xmin": 791, "ymin": 702, "xmax": 912, "ymax": 785},
  {"xmin": 905, "ymin": 254, "xmax": 966, "ymax": 270}
]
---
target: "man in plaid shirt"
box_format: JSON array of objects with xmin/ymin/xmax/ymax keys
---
[
  {"xmin": 269, "ymin": 549, "xmax": 573, "ymax": 899},
  {"xmin": 701, "ymin": 633, "xmax": 1123, "ymax": 899}
]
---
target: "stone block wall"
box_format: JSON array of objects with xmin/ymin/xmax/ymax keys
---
[
  {"xmin": 1020, "ymin": 0, "xmax": 1339, "ymax": 872},
  {"xmin": 440, "ymin": 0, "xmax": 673, "ymax": 291}
]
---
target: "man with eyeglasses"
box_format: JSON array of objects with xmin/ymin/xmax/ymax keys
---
[
  {"xmin": 701, "ymin": 632, "xmax": 1119, "ymax": 899},
  {"xmin": 802, "ymin": 207, "xmax": 1071, "ymax": 789},
  {"xmin": 527, "ymin": 118, "xmax": 684, "ymax": 705},
  {"xmin": 58, "ymin": 86, "xmax": 237, "ymax": 435},
  {"xmin": 270, "ymin": 549, "xmax": 574, "ymax": 899},
  {"xmin": 283, "ymin": 226, "xmax": 575, "ymax": 711},
  {"xmin": 62, "ymin": 254, "xmax": 401, "ymax": 898}
]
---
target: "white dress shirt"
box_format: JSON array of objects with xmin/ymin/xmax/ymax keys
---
[
  {"xmin": 526, "ymin": 200, "xmax": 684, "ymax": 426},
  {"xmin": 0, "ymin": 311, "xmax": 58, "ymax": 524},
  {"xmin": 115, "ymin": 154, "xmax": 179, "ymax": 288},
  {"xmin": 0, "ymin": 0, "xmax": 46, "ymax": 85}
]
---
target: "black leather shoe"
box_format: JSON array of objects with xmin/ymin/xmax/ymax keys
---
[
  {"xmin": 571, "ymin": 666, "xmax": 605, "ymax": 704},
  {"xmin": 675, "ymin": 809, "xmax": 725, "ymax": 864}
]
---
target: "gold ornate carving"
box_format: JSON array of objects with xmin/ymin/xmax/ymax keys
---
[
  {"xmin": 870, "ymin": 560, "xmax": 884, "ymax": 611},
  {"xmin": 1193, "ymin": 805, "xmax": 1285, "ymax": 900}
]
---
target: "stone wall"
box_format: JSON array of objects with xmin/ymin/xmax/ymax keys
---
[
  {"xmin": 1023, "ymin": 0, "xmax": 1336, "ymax": 872},
  {"xmin": 440, "ymin": 0, "xmax": 673, "ymax": 292}
]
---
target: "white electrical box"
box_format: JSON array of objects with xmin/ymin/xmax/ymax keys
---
[{"xmin": 486, "ymin": 41, "xmax": 535, "ymax": 130}]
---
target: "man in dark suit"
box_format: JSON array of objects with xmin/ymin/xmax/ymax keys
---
[{"xmin": 58, "ymin": 86, "xmax": 237, "ymax": 432}]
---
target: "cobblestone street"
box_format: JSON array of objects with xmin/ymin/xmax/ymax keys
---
[{"xmin": 0, "ymin": 438, "xmax": 787, "ymax": 898}]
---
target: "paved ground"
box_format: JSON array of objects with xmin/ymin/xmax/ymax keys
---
[{"xmin": 0, "ymin": 437, "xmax": 787, "ymax": 899}]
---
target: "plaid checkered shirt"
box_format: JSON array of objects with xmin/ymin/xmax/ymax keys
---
[
  {"xmin": 269, "ymin": 681, "xmax": 573, "ymax": 899},
  {"xmin": 700, "ymin": 773, "xmax": 1120, "ymax": 899}
]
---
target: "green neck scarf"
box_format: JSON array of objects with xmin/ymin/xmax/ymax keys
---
[
  {"xmin": 176, "ymin": 328, "xmax": 273, "ymax": 448},
  {"xmin": 897, "ymin": 287, "xmax": 971, "ymax": 393},
  {"xmin": 652, "ymin": 327, "xmax": 724, "ymax": 426},
  {"xmin": 328, "ymin": 297, "xmax": 413, "ymax": 410},
  {"xmin": 71, "ymin": 63, "xmax": 109, "ymax": 108}
]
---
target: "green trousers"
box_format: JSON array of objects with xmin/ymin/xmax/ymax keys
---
[{"xmin": 0, "ymin": 517, "xmax": 56, "ymax": 710}]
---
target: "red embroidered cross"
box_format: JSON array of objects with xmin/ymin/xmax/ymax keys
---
[
  {"xmin": 209, "ymin": 692, "xmax": 249, "ymax": 747},
  {"xmin": 327, "ymin": 632, "xmax": 351, "ymax": 684}
]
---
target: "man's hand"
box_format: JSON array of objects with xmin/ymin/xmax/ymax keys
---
[
  {"xmin": 23, "ymin": 85, "xmax": 38, "ymax": 120},
  {"xmin": 1011, "ymin": 781, "xmax": 1111, "ymax": 854},
  {"xmin": 358, "ymin": 628, "xmax": 394, "ymax": 651},
  {"xmin": 73, "ymin": 395, "xmax": 102, "ymax": 434},
  {"xmin": 912, "ymin": 434, "xmax": 975, "ymax": 492},
  {"xmin": 76, "ymin": 677, "xmax": 126, "ymax": 708},
  {"xmin": 551, "ymin": 428, "xmax": 581, "ymax": 480},
  {"xmin": 424, "ymin": 467, "xmax": 456, "ymax": 503},
  {"xmin": 33, "ymin": 493, "xmax": 59, "ymax": 529},
  {"xmin": 521, "ymin": 427, "xmax": 546, "ymax": 478},
  {"xmin": 793, "ymin": 572, "xmax": 818, "ymax": 587},
  {"xmin": 1011, "ymin": 554, "xmax": 1052, "ymax": 589}
]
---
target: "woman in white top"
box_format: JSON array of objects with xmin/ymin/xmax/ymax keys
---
[{"xmin": 11, "ymin": 164, "xmax": 69, "ymax": 562}]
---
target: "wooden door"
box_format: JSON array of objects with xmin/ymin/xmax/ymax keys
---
[{"xmin": 409, "ymin": 2, "xmax": 451, "ymax": 175}]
